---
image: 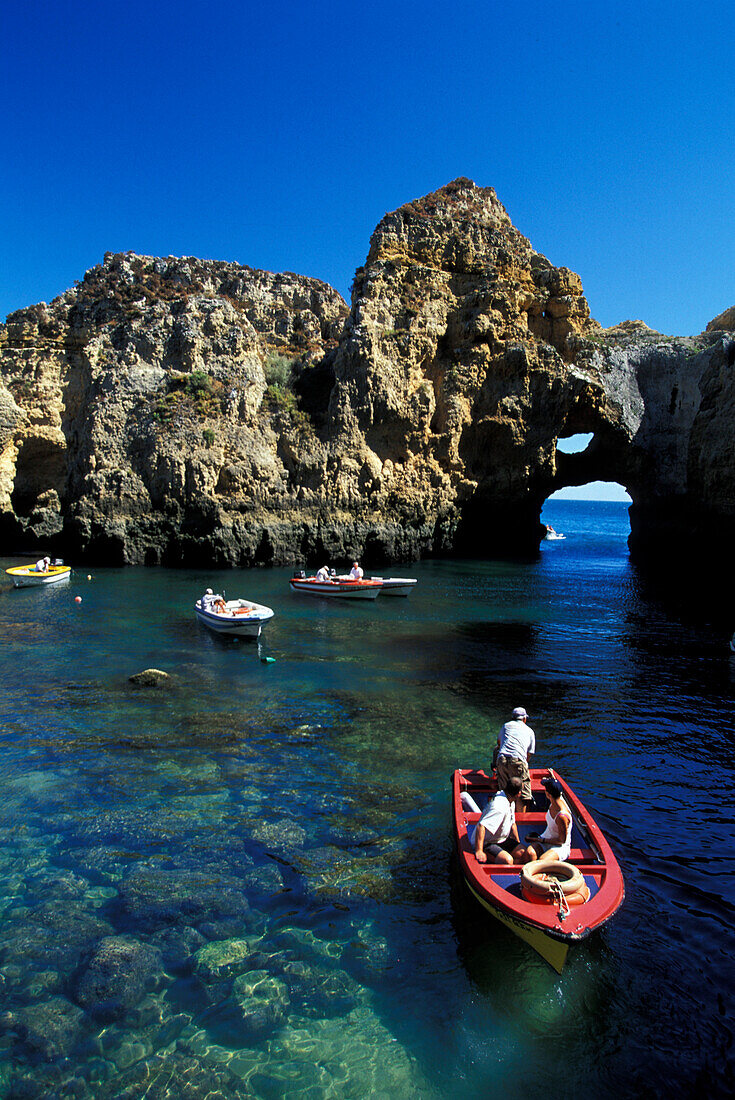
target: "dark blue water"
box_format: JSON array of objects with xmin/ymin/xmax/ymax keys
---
[{"xmin": 1, "ymin": 500, "xmax": 733, "ymax": 1098}]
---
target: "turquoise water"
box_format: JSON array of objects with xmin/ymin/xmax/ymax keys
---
[{"xmin": 1, "ymin": 500, "xmax": 733, "ymax": 1098}]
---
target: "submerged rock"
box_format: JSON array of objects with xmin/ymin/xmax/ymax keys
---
[
  {"xmin": 116, "ymin": 867, "xmax": 251, "ymax": 932},
  {"xmin": 232, "ymin": 969, "xmax": 290, "ymax": 1039},
  {"xmin": 9, "ymin": 995, "xmax": 87, "ymax": 1060},
  {"xmin": 191, "ymin": 937, "xmax": 255, "ymax": 983},
  {"xmin": 72, "ymin": 935, "xmax": 164, "ymax": 1020}
]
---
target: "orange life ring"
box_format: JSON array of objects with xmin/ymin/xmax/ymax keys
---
[{"xmin": 522, "ymin": 882, "xmax": 590, "ymax": 906}]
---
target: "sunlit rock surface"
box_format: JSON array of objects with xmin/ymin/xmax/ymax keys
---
[{"xmin": 1, "ymin": 181, "xmax": 734, "ymax": 572}]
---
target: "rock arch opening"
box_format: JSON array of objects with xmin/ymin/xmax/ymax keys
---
[{"xmin": 551, "ymin": 432, "xmax": 636, "ymax": 504}]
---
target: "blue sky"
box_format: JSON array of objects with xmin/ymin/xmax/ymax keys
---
[{"xmin": 2, "ymin": 2, "xmax": 733, "ymax": 340}]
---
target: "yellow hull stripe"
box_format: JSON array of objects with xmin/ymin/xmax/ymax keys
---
[{"xmin": 465, "ymin": 880, "xmax": 570, "ymax": 974}]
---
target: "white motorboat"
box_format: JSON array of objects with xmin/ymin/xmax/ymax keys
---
[
  {"xmin": 289, "ymin": 575, "xmax": 382, "ymax": 600},
  {"xmin": 544, "ymin": 528, "xmax": 566, "ymax": 541},
  {"xmin": 370, "ymin": 576, "xmax": 417, "ymax": 597},
  {"xmin": 195, "ymin": 596, "xmax": 274, "ymax": 637},
  {"xmin": 5, "ymin": 562, "xmax": 71, "ymax": 587}
]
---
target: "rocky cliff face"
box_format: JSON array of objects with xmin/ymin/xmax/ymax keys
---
[{"xmin": 1, "ymin": 180, "xmax": 734, "ymax": 575}]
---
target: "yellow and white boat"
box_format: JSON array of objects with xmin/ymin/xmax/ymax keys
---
[{"xmin": 5, "ymin": 562, "xmax": 71, "ymax": 587}]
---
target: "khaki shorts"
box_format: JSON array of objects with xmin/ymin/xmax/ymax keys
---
[{"xmin": 495, "ymin": 755, "xmax": 531, "ymax": 803}]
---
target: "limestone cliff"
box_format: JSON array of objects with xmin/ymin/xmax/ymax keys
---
[{"xmin": 1, "ymin": 180, "xmax": 734, "ymax": 577}]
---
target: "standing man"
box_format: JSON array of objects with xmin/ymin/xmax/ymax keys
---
[
  {"xmin": 472, "ymin": 777, "xmax": 525, "ymax": 864},
  {"xmin": 495, "ymin": 706, "xmax": 535, "ymax": 810}
]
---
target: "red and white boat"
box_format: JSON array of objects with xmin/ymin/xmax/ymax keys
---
[
  {"xmin": 289, "ymin": 574, "xmax": 382, "ymax": 600},
  {"xmin": 452, "ymin": 767, "xmax": 625, "ymax": 972}
]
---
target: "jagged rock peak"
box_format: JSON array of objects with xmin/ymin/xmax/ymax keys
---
[
  {"xmin": 706, "ymin": 304, "xmax": 735, "ymax": 332},
  {"xmin": 396, "ymin": 177, "xmax": 512, "ymax": 226},
  {"xmin": 365, "ymin": 177, "xmax": 521, "ymax": 272},
  {"xmin": 350, "ymin": 176, "xmax": 598, "ymax": 366}
]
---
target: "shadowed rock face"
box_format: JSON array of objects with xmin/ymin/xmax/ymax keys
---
[{"xmin": 1, "ymin": 179, "xmax": 733, "ymax": 576}]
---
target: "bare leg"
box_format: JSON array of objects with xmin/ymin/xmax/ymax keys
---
[{"xmin": 533, "ymin": 848, "xmax": 561, "ymax": 868}]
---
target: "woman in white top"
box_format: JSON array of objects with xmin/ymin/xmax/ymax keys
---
[{"xmin": 524, "ymin": 775, "xmax": 573, "ymax": 864}]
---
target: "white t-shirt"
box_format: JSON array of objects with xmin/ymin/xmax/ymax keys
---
[
  {"xmin": 477, "ymin": 791, "xmax": 515, "ymax": 845},
  {"xmin": 498, "ymin": 719, "xmax": 535, "ymax": 761},
  {"xmin": 349, "ymin": 565, "xmax": 363, "ymax": 580},
  {"xmin": 316, "ymin": 567, "xmax": 330, "ymax": 582}
]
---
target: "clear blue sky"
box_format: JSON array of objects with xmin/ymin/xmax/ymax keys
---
[{"xmin": 2, "ymin": 2, "xmax": 733, "ymax": 336}]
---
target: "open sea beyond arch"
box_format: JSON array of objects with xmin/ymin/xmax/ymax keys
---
[{"xmin": 0, "ymin": 499, "xmax": 733, "ymax": 1098}]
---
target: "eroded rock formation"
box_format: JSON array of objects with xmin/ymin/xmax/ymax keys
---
[{"xmin": 1, "ymin": 179, "xmax": 734, "ymax": 574}]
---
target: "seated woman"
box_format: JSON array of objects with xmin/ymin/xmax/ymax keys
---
[{"xmin": 523, "ymin": 775, "xmax": 573, "ymax": 865}]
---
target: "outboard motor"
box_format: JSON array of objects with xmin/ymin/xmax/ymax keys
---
[{"xmin": 330, "ymin": 568, "xmax": 336, "ymax": 577}]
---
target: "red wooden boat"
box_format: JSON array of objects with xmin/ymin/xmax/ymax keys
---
[
  {"xmin": 452, "ymin": 767, "xmax": 625, "ymax": 971},
  {"xmin": 289, "ymin": 575, "xmax": 383, "ymax": 599}
]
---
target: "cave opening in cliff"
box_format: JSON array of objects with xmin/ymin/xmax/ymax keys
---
[
  {"xmin": 10, "ymin": 436, "xmax": 67, "ymax": 518},
  {"xmin": 543, "ymin": 432, "xmax": 632, "ymax": 532}
]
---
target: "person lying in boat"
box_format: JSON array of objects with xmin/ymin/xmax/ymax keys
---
[
  {"xmin": 315, "ymin": 565, "xmax": 331, "ymax": 582},
  {"xmin": 523, "ymin": 776, "xmax": 573, "ymax": 865},
  {"xmin": 472, "ymin": 777, "xmax": 526, "ymax": 865}
]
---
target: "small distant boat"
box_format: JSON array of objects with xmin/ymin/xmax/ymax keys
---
[
  {"xmin": 5, "ymin": 562, "xmax": 71, "ymax": 587},
  {"xmin": 289, "ymin": 574, "xmax": 382, "ymax": 600},
  {"xmin": 544, "ymin": 527, "xmax": 566, "ymax": 541},
  {"xmin": 195, "ymin": 597, "xmax": 274, "ymax": 637},
  {"xmin": 370, "ymin": 577, "xmax": 417, "ymax": 597},
  {"xmin": 452, "ymin": 767, "xmax": 624, "ymax": 972}
]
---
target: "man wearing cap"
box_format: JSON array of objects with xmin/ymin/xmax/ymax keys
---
[{"xmin": 495, "ymin": 707, "xmax": 536, "ymax": 809}]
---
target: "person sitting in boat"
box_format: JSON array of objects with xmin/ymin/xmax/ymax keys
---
[
  {"xmin": 472, "ymin": 777, "xmax": 526, "ymax": 865},
  {"xmin": 202, "ymin": 588, "xmax": 226, "ymax": 613},
  {"xmin": 523, "ymin": 776, "xmax": 573, "ymax": 865},
  {"xmin": 34, "ymin": 556, "xmax": 51, "ymax": 572},
  {"xmin": 315, "ymin": 565, "xmax": 330, "ymax": 582},
  {"xmin": 495, "ymin": 707, "xmax": 535, "ymax": 811},
  {"xmin": 349, "ymin": 561, "xmax": 363, "ymax": 580}
]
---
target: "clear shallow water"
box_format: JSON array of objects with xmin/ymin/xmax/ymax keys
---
[{"xmin": 1, "ymin": 500, "xmax": 733, "ymax": 1098}]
